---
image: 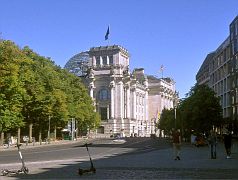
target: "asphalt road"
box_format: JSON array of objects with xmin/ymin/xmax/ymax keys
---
[
  {"xmin": 0, "ymin": 137, "xmax": 169, "ymax": 164},
  {"xmin": 0, "ymin": 138, "xmax": 238, "ymax": 179}
]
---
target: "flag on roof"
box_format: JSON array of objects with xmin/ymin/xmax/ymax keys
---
[
  {"xmin": 160, "ymin": 65, "xmax": 164, "ymax": 72},
  {"xmin": 105, "ymin": 26, "xmax": 110, "ymax": 40}
]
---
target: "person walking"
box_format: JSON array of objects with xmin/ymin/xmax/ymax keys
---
[
  {"xmin": 223, "ymin": 126, "xmax": 232, "ymax": 159},
  {"xmin": 172, "ymin": 129, "xmax": 181, "ymax": 160},
  {"xmin": 208, "ymin": 130, "xmax": 217, "ymax": 159}
]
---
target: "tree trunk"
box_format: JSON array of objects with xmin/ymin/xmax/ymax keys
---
[
  {"xmin": 17, "ymin": 128, "xmax": 21, "ymax": 145},
  {"xmin": 54, "ymin": 126, "xmax": 57, "ymax": 141},
  {"xmin": 0, "ymin": 132, "xmax": 4, "ymax": 146},
  {"xmin": 39, "ymin": 130, "xmax": 42, "ymax": 145},
  {"xmin": 29, "ymin": 123, "xmax": 33, "ymax": 143}
]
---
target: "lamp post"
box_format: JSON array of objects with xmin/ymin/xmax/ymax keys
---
[
  {"xmin": 173, "ymin": 92, "xmax": 178, "ymax": 129},
  {"xmin": 174, "ymin": 106, "xmax": 177, "ymax": 129}
]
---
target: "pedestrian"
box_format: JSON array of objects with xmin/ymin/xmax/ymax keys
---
[
  {"xmin": 208, "ymin": 130, "xmax": 217, "ymax": 159},
  {"xmin": 172, "ymin": 129, "xmax": 181, "ymax": 160},
  {"xmin": 223, "ymin": 125, "xmax": 232, "ymax": 159}
]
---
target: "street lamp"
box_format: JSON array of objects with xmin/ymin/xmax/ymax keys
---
[
  {"xmin": 173, "ymin": 92, "xmax": 179, "ymax": 129},
  {"xmin": 174, "ymin": 106, "xmax": 177, "ymax": 129}
]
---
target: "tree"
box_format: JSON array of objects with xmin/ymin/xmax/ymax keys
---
[
  {"xmin": 0, "ymin": 41, "xmax": 26, "ymax": 133},
  {"xmin": 159, "ymin": 84, "xmax": 223, "ymax": 136},
  {"xmin": 180, "ymin": 84, "xmax": 223, "ymax": 133},
  {"xmin": 159, "ymin": 108, "xmax": 175, "ymax": 135},
  {"xmin": 63, "ymin": 71, "xmax": 100, "ymax": 133},
  {"xmin": 0, "ymin": 40, "xmax": 100, "ymax": 144}
]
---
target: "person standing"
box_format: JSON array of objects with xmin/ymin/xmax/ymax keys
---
[
  {"xmin": 172, "ymin": 129, "xmax": 181, "ymax": 160},
  {"xmin": 208, "ymin": 130, "xmax": 217, "ymax": 159},
  {"xmin": 223, "ymin": 125, "xmax": 232, "ymax": 159}
]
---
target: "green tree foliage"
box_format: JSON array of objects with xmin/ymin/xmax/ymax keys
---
[
  {"xmin": 0, "ymin": 40, "xmax": 100, "ymax": 136},
  {"xmin": 159, "ymin": 108, "xmax": 175, "ymax": 134},
  {"xmin": 159, "ymin": 84, "xmax": 223, "ymax": 134},
  {"xmin": 181, "ymin": 84, "xmax": 223, "ymax": 132},
  {"xmin": 0, "ymin": 41, "xmax": 26, "ymax": 131},
  {"xmin": 62, "ymin": 71, "xmax": 100, "ymax": 131}
]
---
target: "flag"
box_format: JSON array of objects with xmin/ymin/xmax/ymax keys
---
[
  {"xmin": 105, "ymin": 26, "xmax": 110, "ymax": 40},
  {"xmin": 160, "ymin": 65, "xmax": 164, "ymax": 72}
]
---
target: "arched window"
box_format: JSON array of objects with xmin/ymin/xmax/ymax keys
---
[{"xmin": 98, "ymin": 89, "xmax": 110, "ymax": 100}]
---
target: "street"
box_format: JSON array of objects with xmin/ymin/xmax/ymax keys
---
[
  {"xmin": 0, "ymin": 137, "xmax": 238, "ymax": 179},
  {"xmin": 0, "ymin": 138, "xmax": 165, "ymax": 164}
]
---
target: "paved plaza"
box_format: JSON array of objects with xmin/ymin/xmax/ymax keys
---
[{"xmin": 0, "ymin": 138, "xmax": 238, "ymax": 179}]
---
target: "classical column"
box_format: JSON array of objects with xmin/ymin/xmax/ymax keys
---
[
  {"xmin": 107, "ymin": 105, "xmax": 110, "ymax": 119},
  {"xmin": 100, "ymin": 56, "xmax": 102, "ymax": 66},
  {"xmin": 132, "ymin": 88, "xmax": 136, "ymax": 119},
  {"xmin": 89, "ymin": 82, "xmax": 94, "ymax": 99},
  {"xmin": 126, "ymin": 85, "xmax": 130, "ymax": 118},
  {"xmin": 90, "ymin": 87, "xmax": 93, "ymax": 98},
  {"xmin": 110, "ymin": 81, "xmax": 115, "ymax": 119},
  {"xmin": 88, "ymin": 68, "xmax": 95, "ymax": 100},
  {"xmin": 118, "ymin": 81, "xmax": 124, "ymax": 130},
  {"xmin": 145, "ymin": 91, "xmax": 148, "ymax": 122}
]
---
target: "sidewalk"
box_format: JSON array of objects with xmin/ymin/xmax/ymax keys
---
[
  {"xmin": 0, "ymin": 138, "xmax": 88, "ymax": 151},
  {"xmin": 0, "ymin": 138, "xmax": 238, "ymax": 179},
  {"xmin": 82, "ymin": 140, "xmax": 238, "ymax": 179},
  {"xmin": 93, "ymin": 140, "xmax": 238, "ymax": 170}
]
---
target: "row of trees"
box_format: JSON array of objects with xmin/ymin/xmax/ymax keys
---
[
  {"xmin": 0, "ymin": 40, "xmax": 100, "ymax": 144},
  {"xmin": 159, "ymin": 84, "xmax": 223, "ymax": 137}
]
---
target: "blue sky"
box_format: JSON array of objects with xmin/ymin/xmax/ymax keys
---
[{"xmin": 0, "ymin": 0, "xmax": 238, "ymax": 98}]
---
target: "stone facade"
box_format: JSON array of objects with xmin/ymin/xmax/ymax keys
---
[
  {"xmin": 65, "ymin": 45, "xmax": 177, "ymax": 137},
  {"xmin": 147, "ymin": 76, "xmax": 177, "ymax": 136}
]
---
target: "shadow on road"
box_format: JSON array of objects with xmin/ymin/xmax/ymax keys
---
[
  {"xmin": 6, "ymin": 137, "xmax": 172, "ymax": 179},
  {"xmin": 4, "ymin": 138, "xmax": 238, "ymax": 179}
]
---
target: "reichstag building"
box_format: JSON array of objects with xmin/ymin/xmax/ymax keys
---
[{"xmin": 65, "ymin": 45, "xmax": 178, "ymax": 137}]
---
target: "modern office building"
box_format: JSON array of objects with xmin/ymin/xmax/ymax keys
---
[
  {"xmin": 196, "ymin": 15, "xmax": 238, "ymax": 132},
  {"xmin": 197, "ymin": 37, "xmax": 231, "ymax": 118},
  {"xmin": 65, "ymin": 45, "xmax": 177, "ymax": 137},
  {"xmin": 230, "ymin": 16, "xmax": 238, "ymax": 128}
]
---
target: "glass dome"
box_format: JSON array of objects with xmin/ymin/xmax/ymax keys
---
[{"xmin": 64, "ymin": 52, "xmax": 89, "ymax": 76}]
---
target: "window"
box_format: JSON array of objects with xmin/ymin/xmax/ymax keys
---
[
  {"xmin": 109, "ymin": 56, "xmax": 113, "ymax": 65},
  {"xmin": 224, "ymin": 93, "xmax": 227, "ymax": 107},
  {"xmin": 100, "ymin": 107, "xmax": 107, "ymax": 120},
  {"xmin": 102, "ymin": 56, "xmax": 107, "ymax": 65},
  {"xmin": 96, "ymin": 56, "xmax": 100, "ymax": 65},
  {"xmin": 234, "ymin": 40, "xmax": 238, "ymax": 54},
  {"xmin": 236, "ymin": 23, "xmax": 238, "ymax": 35},
  {"xmin": 99, "ymin": 89, "xmax": 110, "ymax": 100}
]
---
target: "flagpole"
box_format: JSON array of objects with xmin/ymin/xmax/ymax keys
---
[
  {"xmin": 107, "ymin": 37, "xmax": 110, "ymax": 46},
  {"xmin": 160, "ymin": 65, "xmax": 164, "ymax": 79}
]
